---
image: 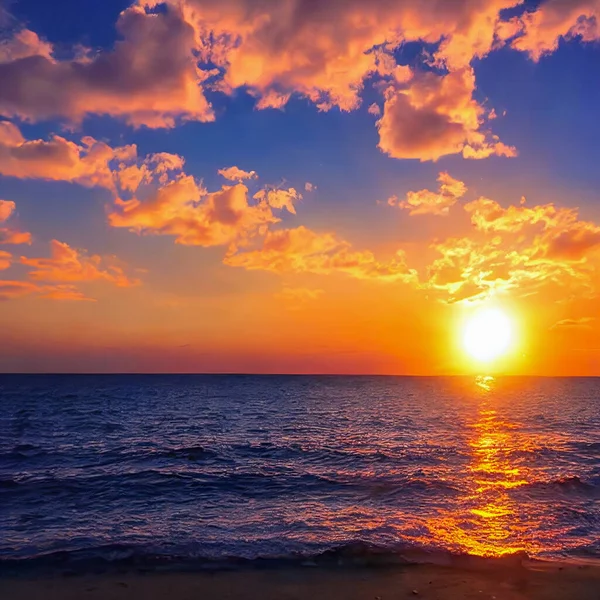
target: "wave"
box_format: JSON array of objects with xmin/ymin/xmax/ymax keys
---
[
  {"xmin": 0, "ymin": 541, "xmax": 537, "ymax": 575},
  {"xmin": 0, "ymin": 469, "xmax": 459, "ymax": 500},
  {"xmin": 513, "ymin": 475, "xmax": 600, "ymax": 497}
]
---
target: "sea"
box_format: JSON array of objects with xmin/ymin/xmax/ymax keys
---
[{"xmin": 1, "ymin": 374, "xmax": 599, "ymax": 571}]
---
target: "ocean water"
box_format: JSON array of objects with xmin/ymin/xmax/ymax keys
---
[{"xmin": 1, "ymin": 374, "xmax": 599, "ymax": 569}]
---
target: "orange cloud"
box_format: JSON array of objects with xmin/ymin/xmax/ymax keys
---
[
  {"xmin": 0, "ymin": 29, "xmax": 54, "ymax": 62},
  {"xmin": 0, "ymin": 230, "xmax": 32, "ymax": 245},
  {"xmin": 0, "ymin": 251, "xmax": 11, "ymax": 270},
  {"xmin": 218, "ymin": 166, "xmax": 258, "ymax": 181},
  {"xmin": 253, "ymin": 187, "xmax": 301, "ymax": 215},
  {"xmin": 422, "ymin": 193, "xmax": 600, "ymax": 303},
  {"xmin": 0, "ymin": 199, "xmax": 32, "ymax": 245},
  {"xmin": 465, "ymin": 196, "xmax": 600, "ymax": 261},
  {"xmin": 0, "ymin": 4, "xmax": 213, "ymax": 128},
  {"xmin": 0, "ymin": 280, "xmax": 40, "ymax": 300},
  {"xmin": 179, "ymin": 0, "xmax": 521, "ymax": 113},
  {"xmin": 115, "ymin": 152, "xmax": 186, "ymax": 192},
  {"xmin": 551, "ymin": 317, "xmax": 595, "ymax": 330},
  {"xmin": 1, "ymin": 0, "xmax": 530, "ymax": 160},
  {"xmin": 377, "ymin": 69, "xmax": 517, "ymax": 162},
  {"xmin": 390, "ymin": 172, "xmax": 467, "ymax": 216},
  {"xmin": 511, "ymin": 0, "xmax": 600, "ymax": 61},
  {"xmin": 368, "ymin": 103, "xmax": 382, "ymax": 117},
  {"xmin": 0, "ymin": 122, "xmax": 132, "ymax": 188},
  {"xmin": 109, "ymin": 177, "xmax": 282, "ymax": 247},
  {"xmin": 21, "ymin": 240, "xmax": 139, "ymax": 287},
  {"xmin": 0, "ymin": 200, "xmax": 15, "ymax": 222},
  {"xmin": 0, "ymin": 123, "xmax": 190, "ymax": 203},
  {"xmin": 0, "ymin": 280, "xmax": 93, "ymax": 301},
  {"xmin": 225, "ymin": 225, "xmax": 416, "ymax": 282}
]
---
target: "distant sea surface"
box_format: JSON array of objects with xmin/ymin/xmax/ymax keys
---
[{"xmin": 1, "ymin": 375, "xmax": 599, "ymax": 569}]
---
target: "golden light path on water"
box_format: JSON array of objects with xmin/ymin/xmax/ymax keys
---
[{"xmin": 421, "ymin": 375, "xmax": 544, "ymax": 558}]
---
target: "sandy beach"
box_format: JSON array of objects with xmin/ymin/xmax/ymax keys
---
[{"xmin": 2, "ymin": 562, "xmax": 600, "ymax": 600}]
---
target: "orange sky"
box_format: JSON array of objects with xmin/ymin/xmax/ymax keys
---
[{"xmin": 1, "ymin": 0, "xmax": 600, "ymax": 374}]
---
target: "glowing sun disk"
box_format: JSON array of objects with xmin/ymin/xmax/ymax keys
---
[{"xmin": 463, "ymin": 308, "xmax": 513, "ymax": 363}]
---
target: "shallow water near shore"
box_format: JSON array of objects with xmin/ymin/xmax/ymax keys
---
[{"xmin": 1, "ymin": 374, "xmax": 599, "ymax": 569}]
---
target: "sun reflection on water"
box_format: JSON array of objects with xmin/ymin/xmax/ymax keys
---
[{"xmin": 424, "ymin": 376, "xmax": 542, "ymax": 557}]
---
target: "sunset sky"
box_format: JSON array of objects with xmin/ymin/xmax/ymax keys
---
[{"xmin": 1, "ymin": 0, "xmax": 600, "ymax": 374}]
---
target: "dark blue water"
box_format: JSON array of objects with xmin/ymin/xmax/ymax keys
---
[{"xmin": 1, "ymin": 375, "xmax": 599, "ymax": 568}]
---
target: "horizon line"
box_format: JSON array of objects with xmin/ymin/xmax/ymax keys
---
[{"xmin": 1, "ymin": 372, "xmax": 599, "ymax": 378}]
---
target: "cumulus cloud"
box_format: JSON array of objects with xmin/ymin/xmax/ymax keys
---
[
  {"xmin": 510, "ymin": 0, "xmax": 600, "ymax": 61},
  {"xmin": 390, "ymin": 172, "xmax": 467, "ymax": 216},
  {"xmin": 0, "ymin": 29, "xmax": 54, "ymax": 63},
  {"xmin": 0, "ymin": 198, "xmax": 32, "ymax": 245},
  {"xmin": 377, "ymin": 68, "xmax": 517, "ymax": 162},
  {"xmin": 253, "ymin": 187, "xmax": 301, "ymax": 215},
  {"xmin": 178, "ymin": 0, "xmax": 521, "ymax": 111},
  {"xmin": 218, "ymin": 166, "xmax": 258, "ymax": 181},
  {"xmin": 0, "ymin": 0, "xmax": 538, "ymax": 159},
  {"xmin": 21, "ymin": 240, "xmax": 140, "ymax": 287},
  {"xmin": 464, "ymin": 196, "xmax": 600, "ymax": 261},
  {"xmin": 0, "ymin": 240, "xmax": 141, "ymax": 301},
  {"xmin": 0, "ymin": 122, "xmax": 130, "ymax": 188},
  {"xmin": 304, "ymin": 182, "xmax": 316, "ymax": 192},
  {"xmin": 109, "ymin": 177, "xmax": 282, "ymax": 247},
  {"xmin": 0, "ymin": 199, "xmax": 15, "ymax": 222},
  {"xmin": 0, "ymin": 122, "xmax": 188, "ymax": 199},
  {"xmin": 0, "ymin": 4, "xmax": 214, "ymax": 128},
  {"xmin": 422, "ymin": 193, "xmax": 600, "ymax": 303},
  {"xmin": 368, "ymin": 103, "xmax": 382, "ymax": 117},
  {"xmin": 224, "ymin": 225, "xmax": 416, "ymax": 282}
]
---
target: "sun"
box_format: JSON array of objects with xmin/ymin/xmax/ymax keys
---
[{"xmin": 462, "ymin": 307, "xmax": 514, "ymax": 363}]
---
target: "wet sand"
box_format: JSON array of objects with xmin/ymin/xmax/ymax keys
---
[{"xmin": 2, "ymin": 561, "xmax": 600, "ymax": 600}]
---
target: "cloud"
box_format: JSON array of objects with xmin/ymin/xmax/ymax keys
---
[
  {"xmin": 465, "ymin": 196, "xmax": 600, "ymax": 261},
  {"xmin": 0, "ymin": 250, "xmax": 11, "ymax": 270},
  {"xmin": 304, "ymin": 182, "xmax": 316, "ymax": 192},
  {"xmin": 510, "ymin": 0, "xmax": 600, "ymax": 61},
  {"xmin": 0, "ymin": 280, "xmax": 40, "ymax": 300},
  {"xmin": 179, "ymin": 0, "xmax": 521, "ymax": 111},
  {"xmin": 422, "ymin": 193, "xmax": 600, "ymax": 303},
  {"xmin": 550, "ymin": 317, "xmax": 595, "ymax": 330},
  {"xmin": 218, "ymin": 166, "xmax": 258, "ymax": 181},
  {"xmin": 0, "ymin": 4, "xmax": 214, "ymax": 128},
  {"xmin": 20, "ymin": 240, "xmax": 140, "ymax": 287},
  {"xmin": 224, "ymin": 225, "xmax": 416, "ymax": 282},
  {"xmin": 109, "ymin": 177, "xmax": 282, "ymax": 247},
  {"xmin": 253, "ymin": 187, "xmax": 301, "ymax": 215},
  {"xmin": 368, "ymin": 103, "xmax": 381, "ymax": 117},
  {"xmin": 377, "ymin": 68, "xmax": 517, "ymax": 162},
  {"xmin": 0, "ymin": 198, "xmax": 32, "ymax": 245},
  {"xmin": 390, "ymin": 171, "xmax": 467, "ymax": 216},
  {"xmin": 0, "ymin": 0, "xmax": 531, "ymax": 159},
  {"xmin": 0, "ymin": 279, "xmax": 93, "ymax": 301},
  {"xmin": 0, "ymin": 230, "xmax": 31, "ymax": 245},
  {"xmin": 0, "ymin": 29, "xmax": 54, "ymax": 62},
  {"xmin": 1, "ymin": 239, "xmax": 141, "ymax": 301},
  {"xmin": 0, "ymin": 122, "xmax": 130, "ymax": 187},
  {"xmin": 0, "ymin": 122, "xmax": 190, "ymax": 201},
  {"xmin": 0, "ymin": 199, "xmax": 15, "ymax": 222}
]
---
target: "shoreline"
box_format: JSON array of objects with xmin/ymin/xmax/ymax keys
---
[{"xmin": 2, "ymin": 561, "xmax": 600, "ymax": 600}]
